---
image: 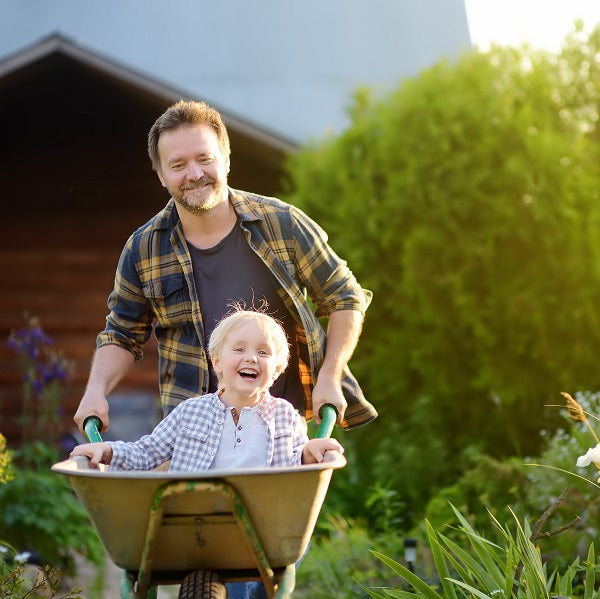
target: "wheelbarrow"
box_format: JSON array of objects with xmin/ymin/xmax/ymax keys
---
[{"xmin": 52, "ymin": 405, "xmax": 346, "ymax": 598}]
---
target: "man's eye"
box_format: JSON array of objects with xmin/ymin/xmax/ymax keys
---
[
  {"xmin": 171, "ymin": 164, "xmax": 184, "ymax": 170},
  {"xmin": 199, "ymin": 156, "xmax": 214, "ymax": 165}
]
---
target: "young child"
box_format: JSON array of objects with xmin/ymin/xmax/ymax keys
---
[
  {"xmin": 71, "ymin": 308, "xmax": 343, "ymax": 599},
  {"xmin": 70, "ymin": 309, "xmax": 343, "ymax": 470}
]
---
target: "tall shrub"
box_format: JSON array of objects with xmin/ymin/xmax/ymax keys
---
[{"xmin": 283, "ymin": 24, "xmax": 600, "ymax": 506}]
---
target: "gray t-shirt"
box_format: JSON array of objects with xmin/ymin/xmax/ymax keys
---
[{"xmin": 188, "ymin": 222, "xmax": 303, "ymax": 410}]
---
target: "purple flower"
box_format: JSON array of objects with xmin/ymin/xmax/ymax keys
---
[{"xmin": 7, "ymin": 318, "xmax": 71, "ymax": 399}]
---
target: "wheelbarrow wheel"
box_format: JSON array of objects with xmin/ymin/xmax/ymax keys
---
[{"xmin": 178, "ymin": 570, "xmax": 227, "ymax": 599}]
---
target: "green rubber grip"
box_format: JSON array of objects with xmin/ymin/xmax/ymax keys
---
[
  {"xmin": 83, "ymin": 416, "xmax": 104, "ymax": 443},
  {"xmin": 316, "ymin": 404, "xmax": 338, "ymax": 439}
]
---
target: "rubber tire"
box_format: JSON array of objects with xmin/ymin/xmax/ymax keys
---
[{"xmin": 178, "ymin": 570, "xmax": 227, "ymax": 599}]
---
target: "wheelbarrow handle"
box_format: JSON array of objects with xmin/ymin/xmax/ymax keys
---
[
  {"xmin": 83, "ymin": 416, "xmax": 104, "ymax": 443},
  {"xmin": 315, "ymin": 404, "xmax": 338, "ymax": 439}
]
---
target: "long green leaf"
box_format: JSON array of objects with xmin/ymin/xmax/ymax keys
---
[
  {"xmin": 359, "ymin": 586, "xmax": 388, "ymax": 599},
  {"xmin": 512, "ymin": 513, "xmax": 548, "ymax": 598},
  {"xmin": 448, "ymin": 578, "xmax": 493, "ymax": 599},
  {"xmin": 449, "ymin": 505, "xmax": 507, "ymax": 580},
  {"xmin": 487, "ymin": 507, "xmax": 550, "ymax": 598},
  {"xmin": 371, "ymin": 551, "xmax": 443, "ymax": 599},
  {"xmin": 425, "ymin": 520, "xmax": 458, "ymax": 599},
  {"xmin": 438, "ymin": 533, "xmax": 504, "ymax": 590},
  {"xmin": 585, "ymin": 543, "xmax": 596, "ymax": 599}
]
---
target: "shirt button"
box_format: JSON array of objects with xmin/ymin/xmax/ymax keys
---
[
  {"xmin": 236, "ymin": 438, "xmax": 241, "ymax": 443},
  {"xmin": 209, "ymin": 450, "xmax": 215, "ymax": 456},
  {"xmin": 218, "ymin": 420, "xmax": 223, "ymax": 425},
  {"xmin": 237, "ymin": 425, "xmax": 242, "ymax": 430}
]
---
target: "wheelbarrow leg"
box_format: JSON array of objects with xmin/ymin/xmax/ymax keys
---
[
  {"xmin": 120, "ymin": 570, "xmax": 157, "ymax": 599},
  {"xmin": 272, "ymin": 565, "xmax": 295, "ymax": 599}
]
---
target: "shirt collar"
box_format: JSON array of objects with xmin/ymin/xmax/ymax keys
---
[
  {"xmin": 211, "ymin": 390, "xmax": 277, "ymax": 419},
  {"xmin": 228, "ymin": 188, "xmax": 263, "ymax": 223}
]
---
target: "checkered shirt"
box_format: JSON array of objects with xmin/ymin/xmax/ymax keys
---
[{"xmin": 109, "ymin": 392, "xmax": 309, "ymax": 471}]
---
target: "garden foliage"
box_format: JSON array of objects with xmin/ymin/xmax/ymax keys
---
[
  {"xmin": 283, "ymin": 22, "xmax": 600, "ymax": 524},
  {"xmin": 364, "ymin": 504, "xmax": 600, "ymax": 598},
  {"xmin": 1, "ymin": 319, "xmax": 104, "ymax": 586}
]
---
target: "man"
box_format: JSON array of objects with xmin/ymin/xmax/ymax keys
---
[{"xmin": 74, "ymin": 100, "xmax": 376, "ymax": 435}]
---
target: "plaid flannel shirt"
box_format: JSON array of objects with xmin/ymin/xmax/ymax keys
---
[
  {"xmin": 109, "ymin": 392, "xmax": 308, "ymax": 471},
  {"xmin": 98, "ymin": 188, "xmax": 377, "ymax": 429}
]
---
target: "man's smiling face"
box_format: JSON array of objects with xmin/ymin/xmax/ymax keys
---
[{"xmin": 156, "ymin": 124, "xmax": 230, "ymax": 215}]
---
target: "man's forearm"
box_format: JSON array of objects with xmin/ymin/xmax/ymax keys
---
[
  {"xmin": 74, "ymin": 344, "xmax": 135, "ymax": 433},
  {"xmin": 319, "ymin": 310, "xmax": 364, "ymax": 379},
  {"xmin": 85, "ymin": 344, "xmax": 135, "ymax": 396}
]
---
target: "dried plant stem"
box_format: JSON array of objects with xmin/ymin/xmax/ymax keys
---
[{"xmin": 561, "ymin": 391, "xmax": 600, "ymax": 444}]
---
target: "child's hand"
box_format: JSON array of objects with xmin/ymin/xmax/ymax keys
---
[
  {"xmin": 70, "ymin": 442, "xmax": 113, "ymax": 468},
  {"xmin": 302, "ymin": 438, "xmax": 344, "ymax": 464}
]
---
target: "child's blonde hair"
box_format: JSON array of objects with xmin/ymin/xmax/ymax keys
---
[{"xmin": 208, "ymin": 309, "xmax": 290, "ymax": 382}]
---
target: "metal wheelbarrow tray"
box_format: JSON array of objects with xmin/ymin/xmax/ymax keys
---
[{"xmin": 52, "ymin": 450, "xmax": 346, "ymax": 598}]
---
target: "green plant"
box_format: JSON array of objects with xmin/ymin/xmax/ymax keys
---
[
  {"xmin": 0, "ymin": 438, "xmax": 85, "ymax": 598},
  {"xmin": 295, "ymin": 513, "xmax": 405, "ymax": 599},
  {"xmin": 2, "ymin": 319, "xmax": 104, "ymax": 583},
  {"xmin": 364, "ymin": 503, "xmax": 600, "ymax": 598},
  {"xmin": 0, "ymin": 443, "xmax": 103, "ymax": 578},
  {"xmin": 7, "ymin": 315, "xmax": 73, "ymax": 447},
  {"xmin": 0, "ymin": 540, "xmax": 84, "ymax": 599},
  {"xmin": 0, "ymin": 434, "xmax": 14, "ymax": 485},
  {"xmin": 283, "ymin": 23, "xmax": 600, "ymax": 530}
]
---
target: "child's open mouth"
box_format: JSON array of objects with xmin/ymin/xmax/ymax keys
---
[{"xmin": 239, "ymin": 369, "xmax": 258, "ymax": 380}]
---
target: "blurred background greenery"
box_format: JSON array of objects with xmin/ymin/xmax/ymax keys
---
[{"xmin": 289, "ymin": 22, "xmax": 600, "ymax": 595}]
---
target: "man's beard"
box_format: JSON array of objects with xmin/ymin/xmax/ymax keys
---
[{"xmin": 173, "ymin": 177, "xmax": 225, "ymax": 215}]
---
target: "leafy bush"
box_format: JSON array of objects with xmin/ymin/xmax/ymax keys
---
[
  {"xmin": 295, "ymin": 514, "xmax": 405, "ymax": 599},
  {"xmin": 0, "ymin": 437, "xmax": 86, "ymax": 598},
  {"xmin": 424, "ymin": 451, "xmax": 528, "ymax": 535},
  {"xmin": 283, "ymin": 23, "xmax": 600, "ymax": 529},
  {"xmin": 0, "ymin": 442, "xmax": 103, "ymax": 578}
]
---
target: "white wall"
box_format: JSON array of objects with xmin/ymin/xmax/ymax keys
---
[{"xmin": 0, "ymin": 0, "xmax": 471, "ymax": 143}]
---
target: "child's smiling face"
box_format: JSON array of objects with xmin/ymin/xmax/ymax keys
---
[{"xmin": 212, "ymin": 320, "xmax": 281, "ymax": 405}]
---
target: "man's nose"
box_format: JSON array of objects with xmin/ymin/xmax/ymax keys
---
[{"xmin": 186, "ymin": 163, "xmax": 204, "ymax": 180}]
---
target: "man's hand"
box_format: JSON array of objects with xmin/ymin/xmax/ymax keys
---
[
  {"xmin": 73, "ymin": 391, "xmax": 110, "ymax": 436},
  {"xmin": 311, "ymin": 375, "xmax": 347, "ymax": 425}
]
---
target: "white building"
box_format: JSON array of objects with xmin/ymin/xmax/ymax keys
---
[{"xmin": 0, "ymin": 0, "xmax": 471, "ymax": 144}]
